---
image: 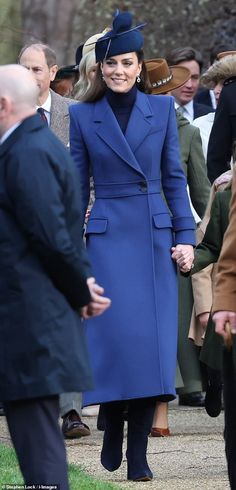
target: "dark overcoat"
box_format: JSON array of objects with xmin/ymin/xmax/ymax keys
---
[
  {"xmin": 0, "ymin": 115, "xmax": 93, "ymax": 401},
  {"xmin": 194, "ymin": 88, "xmax": 215, "ymax": 109},
  {"xmin": 207, "ymin": 78, "xmax": 236, "ymax": 183},
  {"xmin": 193, "ymin": 100, "xmax": 212, "ymax": 120},
  {"xmin": 192, "ymin": 188, "xmax": 232, "ymax": 370},
  {"xmin": 70, "ymin": 91, "xmax": 196, "ymax": 405}
]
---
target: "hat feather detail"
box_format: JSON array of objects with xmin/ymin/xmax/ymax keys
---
[
  {"xmin": 95, "ymin": 9, "xmax": 145, "ymax": 62},
  {"xmin": 113, "ymin": 11, "xmax": 132, "ymax": 34}
]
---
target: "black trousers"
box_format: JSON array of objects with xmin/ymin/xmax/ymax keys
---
[{"xmin": 4, "ymin": 395, "xmax": 69, "ymax": 490}]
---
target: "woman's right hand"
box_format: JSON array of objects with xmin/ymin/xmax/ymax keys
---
[{"xmin": 171, "ymin": 244, "xmax": 194, "ymax": 272}]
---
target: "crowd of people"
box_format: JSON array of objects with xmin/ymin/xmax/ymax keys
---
[{"xmin": 1, "ymin": 8, "xmax": 236, "ymax": 490}]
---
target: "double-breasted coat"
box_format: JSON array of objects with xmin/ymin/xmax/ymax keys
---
[
  {"xmin": 70, "ymin": 90, "xmax": 196, "ymax": 405},
  {"xmin": 0, "ymin": 115, "xmax": 93, "ymax": 401}
]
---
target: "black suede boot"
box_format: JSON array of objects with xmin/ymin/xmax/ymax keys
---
[
  {"xmin": 101, "ymin": 401, "xmax": 125, "ymax": 472},
  {"xmin": 97, "ymin": 404, "xmax": 105, "ymax": 431},
  {"xmin": 205, "ymin": 367, "xmax": 223, "ymax": 418},
  {"xmin": 126, "ymin": 397, "xmax": 156, "ymax": 481}
]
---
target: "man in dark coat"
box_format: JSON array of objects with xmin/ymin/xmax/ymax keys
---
[
  {"xmin": 166, "ymin": 47, "xmax": 211, "ymax": 124},
  {"xmin": 0, "ymin": 64, "xmax": 110, "ymax": 489},
  {"xmin": 207, "ymin": 76, "xmax": 236, "ymax": 183},
  {"xmin": 19, "ymin": 42, "xmax": 91, "ymax": 439}
]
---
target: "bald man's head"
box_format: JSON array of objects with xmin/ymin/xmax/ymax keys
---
[
  {"xmin": 0, "ymin": 65, "xmax": 39, "ymax": 136},
  {"xmin": 0, "ymin": 64, "xmax": 39, "ymax": 111}
]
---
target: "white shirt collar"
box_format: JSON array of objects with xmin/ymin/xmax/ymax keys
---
[
  {"xmin": 0, "ymin": 122, "xmax": 21, "ymax": 145},
  {"xmin": 36, "ymin": 91, "xmax": 51, "ymax": 112},
  {"xmin": 36, "ymin": 92, "xmax": 51, "ymax": 124}
]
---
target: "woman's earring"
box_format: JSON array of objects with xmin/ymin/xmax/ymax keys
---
[{"xmin": 136, "ymin": 75, "xmax": 141, "ymax": 83}]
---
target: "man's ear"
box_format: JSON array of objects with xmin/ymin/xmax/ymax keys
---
[
  {"xmin": 0, "ymin": 96, "xmax": 10, "ymax": 116},
  {"xmin": 49, "ymin": 64, "xmax": 58, "ymax": 82}
]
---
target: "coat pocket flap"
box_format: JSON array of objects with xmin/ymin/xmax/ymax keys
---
[
  {"xmin": 153, "ymin": 213, "xmax": 173, "ymax": 229},
  {"xmin": 86, "ymin": 218, "xmax": 108, "ymax": 234}
]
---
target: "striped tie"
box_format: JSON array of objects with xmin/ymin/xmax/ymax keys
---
[{"xmin": 177, "ymin": 105, "xmax": 185, "ymax": 116}]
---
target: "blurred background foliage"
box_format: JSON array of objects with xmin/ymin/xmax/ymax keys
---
[{"xmin": 0, "ymin": 0, "xmax": 236, "ymax": 68}]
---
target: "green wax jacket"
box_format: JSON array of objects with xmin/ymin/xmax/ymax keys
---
[{"xmin": 192, "ymin": 188, "xmax": 232, "ymax": 370}]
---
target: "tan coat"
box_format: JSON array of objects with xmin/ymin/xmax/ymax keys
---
[{"xmin": 213, "ymin": 166, "xmax": 236, "ymax": 312}]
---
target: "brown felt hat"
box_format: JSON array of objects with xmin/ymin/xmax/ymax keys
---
[
  {"xmin": 145, "ymin": 58, "xmax": 190, "ymax": 94},
  {"xmin": 217, "ymin": 50, "xmax": 236, "ymax": 60}
]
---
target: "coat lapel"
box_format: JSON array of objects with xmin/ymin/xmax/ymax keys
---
[
  {"xmin": 94, "ymin": 93, "xmax": 153, "ymax": 175},
  {"xmin": 125, "ymin": 91, "xmax": 154, "ymax": 154},
  {"xmin": 94, "ymin": 96, "xmax": 142, "ymax": 174}
]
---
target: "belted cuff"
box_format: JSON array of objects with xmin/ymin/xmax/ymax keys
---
[
  {"xmin": 172, "ymin": 216, "xmax": 196, "ymax": 231},
  {"xmin": 174, "ymin": 229, "xmax": 196, "ymax": 246}
]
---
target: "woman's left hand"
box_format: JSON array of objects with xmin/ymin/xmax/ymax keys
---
[{"xmin": 171, "ymin": 244, "xmax": 194, "ymax": 273}]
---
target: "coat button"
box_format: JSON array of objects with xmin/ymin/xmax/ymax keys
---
[{"xmin": 139, "ymin": 181, "xmax": 147, "ymax": 192}]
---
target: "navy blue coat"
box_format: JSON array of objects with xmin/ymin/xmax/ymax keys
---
[
  {"xmin": 194, "ymin": 88, "xmax": 215, "ymax": 110},
  {"xmin": 70, "ymin": 91, "xmax": 196, "ymax": 404},
  {"xmin": 193, "ymin": 100, "xmax": 212, "ymax": 119},
  {"xmin": 0, "ymin": 115, "xmax": 93, "ymax": 401}
]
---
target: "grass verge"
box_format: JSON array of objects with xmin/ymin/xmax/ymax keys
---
[{"xmin": 0, "ymin": 444, "xmax": 120, "ymax": 489}]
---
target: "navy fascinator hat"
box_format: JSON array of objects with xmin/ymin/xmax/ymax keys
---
[{"xmin": 95, "ymin": 11, "xmax": 145, "ymax": 63}]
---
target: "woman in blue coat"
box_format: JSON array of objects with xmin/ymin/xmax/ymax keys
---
[{"xmin": 70, "ymin": 11, "xmax": 195, "ymax": 482}]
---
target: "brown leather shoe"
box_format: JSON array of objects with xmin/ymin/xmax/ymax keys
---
[
  {"xmin": 150, "ymin": 427, "xmax": 170, "ymax": 437},
  {"xmin": 62, "ymin": 410, "xmax": 91, "ymax": 439}
]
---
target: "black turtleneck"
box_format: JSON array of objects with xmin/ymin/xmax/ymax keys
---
[{"xmin": 105, "ymin": 85, "xmax": 137, "ymax": 133}]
